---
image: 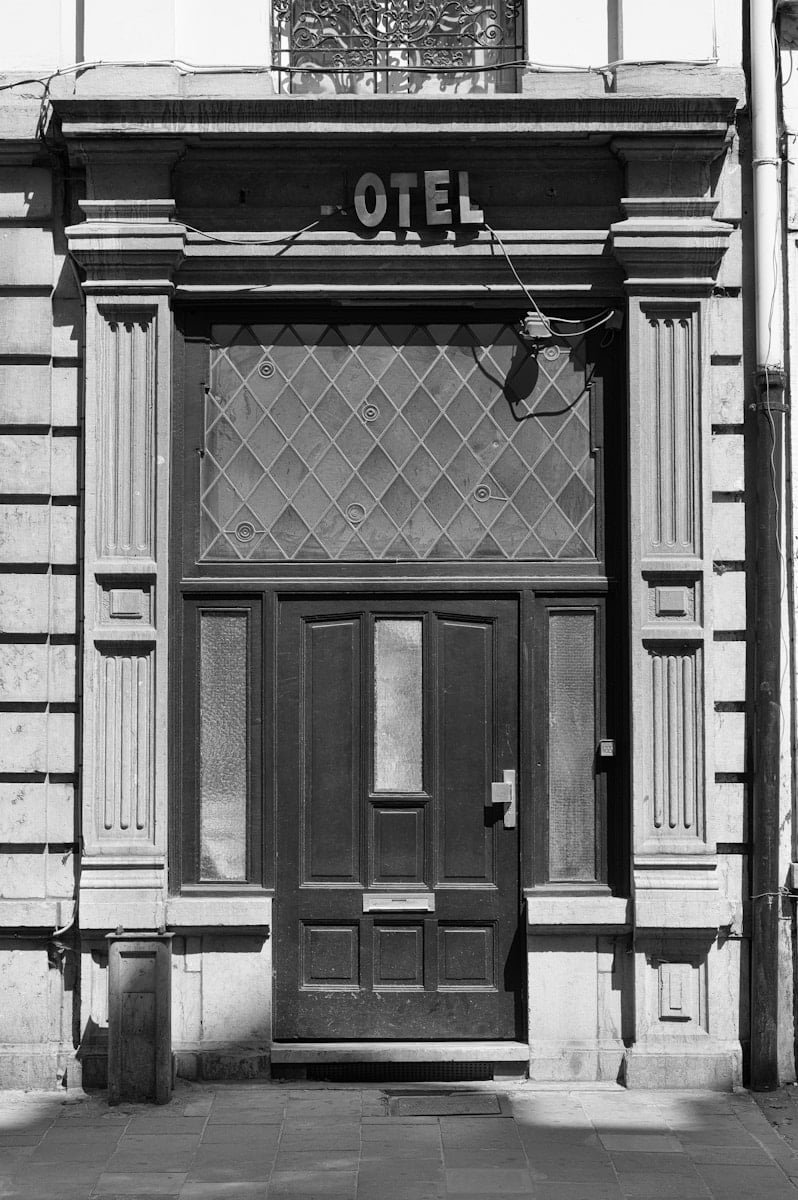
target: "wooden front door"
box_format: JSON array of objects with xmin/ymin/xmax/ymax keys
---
[{"xmin": 273, "ymin": 596, "xmax": 522, "ymax": 1040}]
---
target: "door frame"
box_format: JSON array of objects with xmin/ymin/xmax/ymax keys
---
[{"xmin": 169, "ymin": 304, "xmax": 627, "ymax": 1040}]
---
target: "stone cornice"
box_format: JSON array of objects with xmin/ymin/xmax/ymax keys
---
[{"xmin": 50, "ymin": 94, "xmax": 740, "ymax": 142}]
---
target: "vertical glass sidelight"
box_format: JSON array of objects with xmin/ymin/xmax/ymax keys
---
[
  {"xmin": 547, "ymin": 609, "xmax": 597, "ymax": 882},
  {"xmin": 374, "ymin": 619, "xmax": 423, "ymax": 792},
  {"xmin": 199, "ymin": 610, "xmax": 248, "ymax": 880}
]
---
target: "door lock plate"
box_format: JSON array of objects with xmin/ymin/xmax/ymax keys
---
[{"xmin": 490, "ymin": 769, "xmax": 517, "ymax": 828}]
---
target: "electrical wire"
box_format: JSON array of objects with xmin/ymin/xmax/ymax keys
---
[
  {"xmin": 181, "ymin": 218, "xmax": 326, "ymax": 246},
  {"xmin": 484, "ymin": 223, "xmax": 616, "ymax": 336},
  {"xmin": 0, "ymin": 50, "xmax": 723, "ymax": 96}
]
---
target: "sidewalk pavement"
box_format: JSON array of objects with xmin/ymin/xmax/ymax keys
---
[{"xmin": 2, "ymin": 1080, "xmax": 798, "ymax": 1200}]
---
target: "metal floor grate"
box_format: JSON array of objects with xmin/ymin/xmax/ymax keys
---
[{"xmin": 273, "ymin": 1061, "xmax": 495, "ymax": 1083}]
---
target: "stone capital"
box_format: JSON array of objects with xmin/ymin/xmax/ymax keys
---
[
  {"xmin": 67, "ymin": 200, "xmax": 186, "ymax": 294},
  {"xmin": 610, "ymin": 197, "xmax": 733, "ymax": 294}
]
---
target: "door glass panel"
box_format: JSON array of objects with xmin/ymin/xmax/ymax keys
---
[
  {"xmin": 374, "ymin": 618, "xmax": 423, "ymax": 792},
  {"xmin": 199, "ymin": 611, "xmax": 248, "ymax": 881}
]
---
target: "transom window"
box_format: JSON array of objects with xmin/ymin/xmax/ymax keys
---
[
  {"xmin": 200, "ymin": 317, "xmax": 596, "ymax": 563},
  {"xmin": 271, "ymin": 0, "xmax": 524, "ymax": 94}
]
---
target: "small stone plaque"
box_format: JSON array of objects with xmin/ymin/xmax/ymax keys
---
[
  {"xmin": 655, "ymin": 586, "xmax": 689, "ymax": 617},
  {"xmin": 109, "ymin": 588, "xmax": 144, "ymax": 619}
]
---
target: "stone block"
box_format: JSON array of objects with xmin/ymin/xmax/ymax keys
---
[
  {"xmin": 713, "ymin": 570, "xmax": 746, "ymax": 631},
  {"xmin": 172, "ymin": 936, "xmax": 203, "ymax": 1045},
  {"xmin": 0, "ymin": 572, "xmax": 48, "ymax": 632},
  {"xmin": 0, "ymin": 946, "xmax": 52, "ymax": 1041},
  {"xmin": 0, "ymin": 227, "xmax": 54, "ymax": 287},
  {"xmin": 0, "ymin": 711, "xmax": 75, "ymax": 773},
  {"xmin": 718, "ymin": 852, "xmax": 747, "ymax": 934},
  {"xmin": 50, "ymin": 505, "xmax": 78, "ymax": 564},
  {"xmin": 201, "ymin": 935, "xmax": 271, "ymax": 1042},
  {"xmin": 709, "ymin": 295, "xmax": 743, "ymax": 360},
  {"xmin": 527, "ymin": 935, "xmax": 598, "ymax": 1042},
  {"xmin": 47, "ymin": 847, "xmax": 76, "ymax": 896},
  {"xmin": 0, "ymin": 503, "xmax": 49, "ymax": 562},
  {"xmin": 0, "ymin": 574, "xmax": 76, "ymax": 636},
  {"xmin": 0, "ymin": 641, "xmax": 75, "ymax": 704},
  {"xmin": 0, "ymin": 782, "xmax": 47, "ymax": 841},
  {"xmin": 711, "ymin": 435, "xmax": 744, "ymax": 493},
  {"xmin": 713, "ymin": 781, "xmax": 747, "ymax": 843},
  {"xmin": 712, "ymin": 640, "xmax": 746, "ymax": 704},
  {"xmin": 0, "ymin": 167, "xmax": 53, "ymax": 220},
  {"xmin": 0, "ymin": 849, "xmax": 46, "ymax": 898},
  {"xmin": 51, "ymin": 367, "xmax": 79, "ymax": 426},
  {"xmin": 0, "ymin": 643, "xmax": 48, "ymax": 702},
  {"xmin": 51, "ymin": 298, "xmax": 80, "ymax": 357},
  {"xmin": 709, "ymin": 937, "xmax": 744, "ymax": 1042},
  {"xmin": 715, "ymin": 229, "xmax": 742, "ymax": 291},
  {"xmin": 712, "ymin": 501, "xmax": 745, "ymax": 560},
  {"xmin": 714, "ymin": 710, "xmax": 746, "ymax": 774},
  {"xmin": 46, "ymin": 782, "xmax": 76, "ymax": 842},
  {"xmin": 0, "ymin": 435, "xmax": 51, "ymax": 493},
  {"xmin": 51, "ymin": 573, "xmax": 77, "ymax": 633},
  {"xmin": 0, "ymin": 362, "xmax": 51, "ymax": 424},
  {"xmin": 50, "ymin": 438, "xmax": 77, "ymax": 496},
  {"xmin": 51, "ymin": 644, "xmax": 77, "ymax": 702},
  {"xmin": 709, "ymin": 363, "xmax": 745, "ymax": 425},
  {"xmin": 48, "ymin": 712, "xmax": 76, "ymax": 772},
  {"xmin": 0, "ymin": 295, "xmax": 52, "ymax": 356}
]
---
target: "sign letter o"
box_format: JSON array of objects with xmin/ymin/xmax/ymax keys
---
[{"xmin": 354, "ymin": 172, "xmax": 387, "ymax": 228}]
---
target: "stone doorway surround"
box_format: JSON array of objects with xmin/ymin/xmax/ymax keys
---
[{"xmin": 56, "ymin": 90, "xmax": 742, "ymax": 1088}]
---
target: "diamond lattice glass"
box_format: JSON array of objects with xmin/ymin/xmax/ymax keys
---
[{"xmin": 201, "ymin": 319, "xmax": 596, "ymax": 563}]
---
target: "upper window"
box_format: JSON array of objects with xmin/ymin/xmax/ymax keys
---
[{"xmin": 271, "ymin": 0, "xmax": 524, "ymax": 93}]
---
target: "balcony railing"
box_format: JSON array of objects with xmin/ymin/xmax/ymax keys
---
[{"xmin": 271, "ymin": 0, "xmax": 524, "ymax": 94}]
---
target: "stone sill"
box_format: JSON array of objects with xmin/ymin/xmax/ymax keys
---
[
  {"xmin": 525, "ymin": 891, "xmax": 630, "ymax": 931},
  {"xmin": 166, "ymin": 894, "xmax": 272, "ymax": 931}
]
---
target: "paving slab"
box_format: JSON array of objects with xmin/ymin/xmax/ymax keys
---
[{"xmin": 0, "ymin": 1083, "xmax": 796, "ymax": 1199}]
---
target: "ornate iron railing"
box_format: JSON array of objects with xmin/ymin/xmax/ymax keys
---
[{"xmin": 271, "ymin": 0, "xmax": 524, "ymax": 93}]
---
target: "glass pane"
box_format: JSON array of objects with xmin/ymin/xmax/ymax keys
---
[
  {"xmin": 199, "ymin": 611, "xmax": 248, "ymax": 881},
  {"xmin": 374, "ymin": 619, "xmax": 423, "ymax": 792},
  {"xmin": 202, "ymin": 320, "xmax": 594, "ymax": 563},
  {"xmin": 548, "ymin": 610, "xmax": 596, "ymax": 882}
]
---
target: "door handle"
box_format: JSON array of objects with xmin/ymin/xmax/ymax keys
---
[{"xmin": 490, "ymin": 769, "xmax": 516, "ymax": 829}]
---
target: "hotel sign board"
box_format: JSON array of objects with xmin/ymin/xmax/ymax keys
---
[{"xmin": 353, "ymin": 170, "xmax": 484, "ymax": 228}]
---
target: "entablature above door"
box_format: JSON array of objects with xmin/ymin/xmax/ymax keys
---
[{"xmin": 57, "ymin": 93, "xmax": 738, "ymax": 299}]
